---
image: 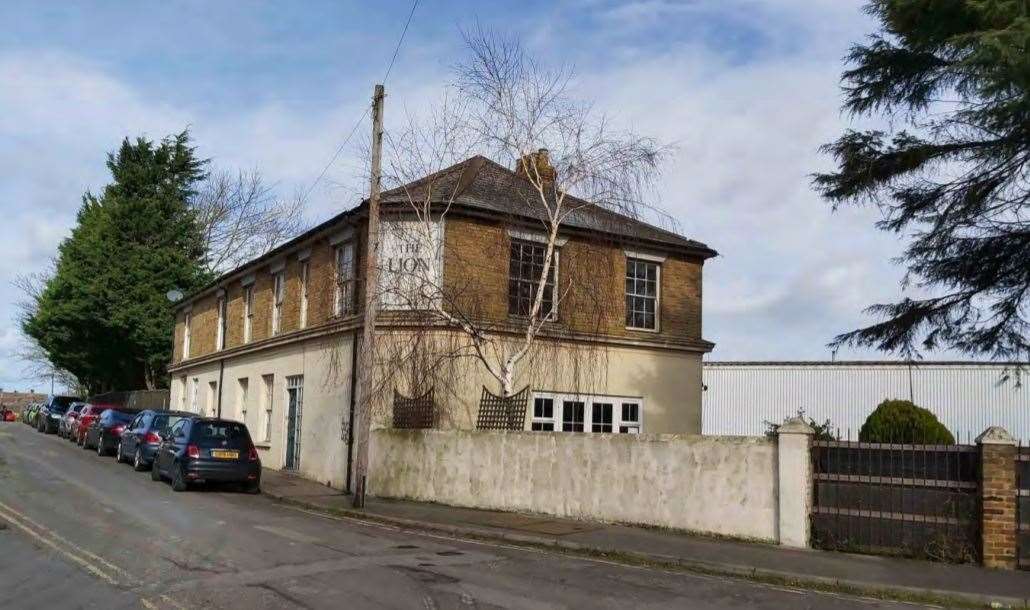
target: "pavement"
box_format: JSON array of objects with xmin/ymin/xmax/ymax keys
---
[
  {"xmin": 261, "ymin": 468, "xmax": 1030, "ymax": 609},
  {"xmin": 0, "ymin": 422, "xmax": 937, "ymax": 609}
]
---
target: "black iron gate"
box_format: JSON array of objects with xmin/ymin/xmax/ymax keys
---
[{"xmin": 811, "ymin": 439, "xmax": 981, "ymax": 563}]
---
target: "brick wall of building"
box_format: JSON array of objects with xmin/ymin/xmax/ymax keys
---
[
  {"xmin": 441, "ymin": 215, "xmax": 705, "ymax": 344},
  {"xmin": 172, "ymin": 222, "xmax": 365, "ymax": 365},
  {"xmin": 1, "ymin": 391, "xmax": 48, "ymax": 413},
  {"xmin": 173, "ymin": 211, "xmax": 707, "ymax": 366}
]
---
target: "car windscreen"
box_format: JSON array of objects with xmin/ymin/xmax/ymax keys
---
[
  {"xmin": 191, "ymin": 422, "xmax": 251, "ymax": 448},
  {"xmin": 151, "ymin": 414, "xmax": 184, "ymax": 431},
  {"xmin": 52, "ymin": 396, "xmax": 80, "ymax": 409},
  {"xmin": 70, "ymin": 403, "xmax": 87, "ymax": 413},
  {"xmin": 48, "ymin": 403, "xmax": 71, "ymax": 414}
]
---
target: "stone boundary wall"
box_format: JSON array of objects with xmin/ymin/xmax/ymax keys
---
[{"xmin": 370, "ymin": 429, "xmax": 782, "ymax": 542}]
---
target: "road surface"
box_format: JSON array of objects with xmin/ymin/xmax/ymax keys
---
[{"xmin": 0, "ymin": 423, "xmax": 931, "ymax": 609}]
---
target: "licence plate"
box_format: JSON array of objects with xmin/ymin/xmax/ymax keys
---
[{"xmin": 211, "ymin": 449, "xmax": 239, "ymax": 459}]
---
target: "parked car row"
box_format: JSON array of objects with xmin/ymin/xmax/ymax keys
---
[{"xmin": 21, "ymin": 395, "xmax": 261, "ymax": 493}]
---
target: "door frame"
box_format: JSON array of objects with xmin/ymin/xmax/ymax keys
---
[{"xmin": 283, "ymin": 376, "xmax": 303, "ymax": 471}]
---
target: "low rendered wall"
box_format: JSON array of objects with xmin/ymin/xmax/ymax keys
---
[{"xmin": 370, "ymin": 429, "xmax": 780, "ymax": 542}]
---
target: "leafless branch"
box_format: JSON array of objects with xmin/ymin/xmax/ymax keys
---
[{"xmin": 192, "ymin": 169, "xmax": 308, "ymax": 274}]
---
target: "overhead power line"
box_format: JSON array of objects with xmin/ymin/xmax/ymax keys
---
[{"xmin": 302, "ymin": 0, "xmax": 420, "ymax": 203}]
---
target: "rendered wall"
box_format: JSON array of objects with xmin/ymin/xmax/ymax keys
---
[
  {"xmin": 169, "ymin": 334, "xmax": 354, "ymax": 489},
  {"xmin": 370, "ymin": 429, "xmax": 779, "ymax": 541},
  {"xmin": 371, "ymin": 331, "xmax": 705, "ymax": 435}
]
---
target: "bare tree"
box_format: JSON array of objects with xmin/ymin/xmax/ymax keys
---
[
  {"xmin": 12, "ymin": 269, "xmax": 83, "ymax": 393},
  {"xmin": 192, "ymin": 169, "xmax": 307, "ymax": 274},
  {"xmin": 358, "ymin": 26, "xmax": 670, "ymax": 408}
]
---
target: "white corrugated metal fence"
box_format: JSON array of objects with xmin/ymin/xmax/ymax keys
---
[{"xmin": 701, "ymin": 362, "xmax": 1029, "ymax": 441}]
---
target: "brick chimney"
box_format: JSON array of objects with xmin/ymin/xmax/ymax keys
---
[{"xmin": 515, "ymin": 148, "xmax": 556, "ymax": 186}]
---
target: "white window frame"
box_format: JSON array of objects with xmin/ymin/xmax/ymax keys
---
[
  {"xmin": 183, "ymin": 311, "xmax": 191, "ymax": 358},
  {"xmin": 190, "ymin": 377, "xmax": 199, "ymax": 413},
  {"xmin": 625, "ymin": 257, "xmax": 661, "ymax": 332},
  {"xmin": 334, "ymin": 241, "xmax": 357, "ymax": 317},
  {"xmin": 207, "ymin": 380, "xmax": 218, "ymax": 417},
  {"xmin": 299, "ymin": 260, "xmax": 309, "ymax": 329},
  {"xmin": 284, "ymin": 375, "xmax": 304, "ymax": 467},
  {"xmin": 530, "ymin": 391, "xmax": 644, "ymax": 434},
  {"xmin": 508, "ymin": 239, "xmax": 559, "ymax": 321},
  {"xmin": 179, "ymin": 375, "xmax": 187, "ymax": 410},
  {"xmin": 216, "ymin": 295, "xmax": 226, "ymax": 350},
  {"xmin": 261, "ymin": 374, "xmax": 274, "ymax": 442},
  {"xmin": 237, "ymin": 377, "xmax": 249, "ymax": 426},
  {"xmin": 243, "ymin": 285, "xmax": 254, "ymax": 343},
  {"xmin": 271, "ymin": 270, "xmax": 285, "ymax": 335}
]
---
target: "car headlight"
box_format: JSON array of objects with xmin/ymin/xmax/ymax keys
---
[{"xmin": 50, "ymin": 414, "xmax": 60, "ymax": 419}]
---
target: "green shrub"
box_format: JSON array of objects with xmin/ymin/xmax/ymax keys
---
[{"xmin": 858, "ymin": 399, "xmax": 955, "ymax": 444}]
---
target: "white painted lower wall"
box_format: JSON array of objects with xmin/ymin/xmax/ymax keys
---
[
  {"xmin": 168, "ymin": 335, "xmax": 355, "ymax": 489},
  {"xmin": 370, "ymin": 429, "xmax": 781, "ymax": 542}
]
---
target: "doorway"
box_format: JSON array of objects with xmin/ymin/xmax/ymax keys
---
[{"xmin": 284, "ymin": 376, "xmax": 303, "ymax": 471}]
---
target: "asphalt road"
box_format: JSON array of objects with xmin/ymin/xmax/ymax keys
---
[{"xmin": 0, "ymin": 423, "xmax": 936, "ymax": 609}]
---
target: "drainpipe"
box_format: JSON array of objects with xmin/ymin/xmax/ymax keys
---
[
  {"xmin": 345, "ymin": 329, "xmax": 359, "ymax": 494},
  {"xmin": 216, "ymin": 358, "xmax": 225, "ymax": 419}
]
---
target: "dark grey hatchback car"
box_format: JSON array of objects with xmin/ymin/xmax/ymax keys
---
[
  {"xmin": 115, "ymin": 410, "xmax": 192, "ymax": 471},
  {"xmin": 151, "ymin": 417, "xmax": 261, "ymax": 493}
]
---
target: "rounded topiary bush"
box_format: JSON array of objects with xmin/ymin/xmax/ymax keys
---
[{"xmin": 858, "ymin": 399, "xmax": 955, "ymax": 444}]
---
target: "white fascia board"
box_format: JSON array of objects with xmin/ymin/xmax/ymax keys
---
[
  {"xmin": 507, "ymin": 228, "xmax": 567, "ymax": 247},
  {"xmin": 624, "ymin": 249, "xmax": 666, "ymax": 263}
]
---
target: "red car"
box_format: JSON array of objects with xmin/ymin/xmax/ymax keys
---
[{"xmin": 74, "ymin": 404, "xmax": 116, "ymax": 445}]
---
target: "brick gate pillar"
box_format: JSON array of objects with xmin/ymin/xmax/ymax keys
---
[
  {"xmin": 777, "ymin": 417, "xmax": 814, "ymax": 548},
  {"xmin": 977, "ymin": 426, "xmax": 1018, "ymax": 569}
]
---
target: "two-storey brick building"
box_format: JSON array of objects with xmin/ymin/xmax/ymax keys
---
[{"xmin": 168, "ymin": 154, "xmax": 716, "ymax": 490}]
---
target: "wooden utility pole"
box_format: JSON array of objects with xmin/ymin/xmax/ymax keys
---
[{"xmin": 352, "ymin": 83, "xmax": 385, "ymax": 508}]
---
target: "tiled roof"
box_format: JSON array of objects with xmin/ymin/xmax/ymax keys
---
[
  {"xmin": 381, "ymin": 155, "xmax": 716, "ymax": 258},
  {"xmin": 176, "ymin": 155, "xmax": 714, "ymax": 306}
]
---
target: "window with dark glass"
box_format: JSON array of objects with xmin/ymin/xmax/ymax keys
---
[
  {"xmin": 591, "ymin": 403, "xmax": 613, "ymax": 433},
  {"xmin": 625, "ymin": 258, "xmax": 659, "ymax": 330},
  {"xmin": 561, "ymin": 400, "xmax": 584, "ymax": 432},
  {"xmin": 531, "ymin": 397, "xmax": 555, "ymax": 431},
  {"xmin": 620, "ymin": 402, "xmax": 641, "ymax": 433},
  {"xmin": 508, "ymin": 240, "xmax": 556, "ymax": 318},
  {"xmin": 335, "ymin": 242, "xmax": 357, "ymax": 316}
]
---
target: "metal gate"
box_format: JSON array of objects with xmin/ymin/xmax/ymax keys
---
[
  {"xmin": 284, "ymin": 376, "xmax": 303, "ymax": 471},
  {"xmin": 1019, "ymin": 445, "xmax": 1029, "ymax": 570},
  {"xmin": 811, "ymin": 439, "xmax": 981, "ymax": 562}
]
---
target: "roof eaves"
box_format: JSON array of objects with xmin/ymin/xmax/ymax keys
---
[{"xmin": 173, "ymin": 203, "xmax": 366, "ymax": 309}]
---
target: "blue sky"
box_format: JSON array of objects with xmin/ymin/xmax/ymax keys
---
[{"xmin": 1, "ymin": 1, "xmax": 929, "ymax": 392}]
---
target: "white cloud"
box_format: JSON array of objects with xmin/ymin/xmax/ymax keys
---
[{"xmin": 568, "ymin": 4, "xmax": 936, "ymax": 360}]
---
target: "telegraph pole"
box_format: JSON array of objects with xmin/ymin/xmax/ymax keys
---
[{"xmin": 352, "ymin": 83, "xmax": 384, "ymax": 508}]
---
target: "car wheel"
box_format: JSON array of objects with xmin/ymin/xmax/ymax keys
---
[
  {"xmin": 133, "ymin": 447, "xmax": 147, "ymax": 472},
  {"xmin": 150, "ymin": 460, "xmax": 163, "ymax": 481},
  {"xmin": 115, "ymin": 441, "xmax": 127, "ymax": 464},
  {"xmin": 243, "ymin": 480, "xmax": 261, "ymax": 495},
  {"xmin": 96, "ymin": 434, "xmax": 106, "ymax": 456},
  {"xmin": 171, "ymin": 463, "xmax": 188, "ymax": 492}
]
